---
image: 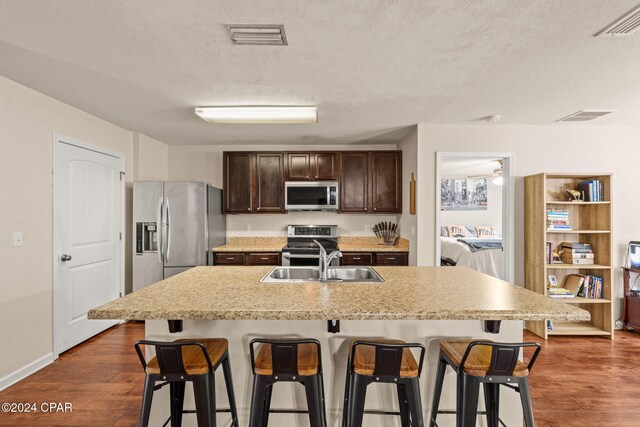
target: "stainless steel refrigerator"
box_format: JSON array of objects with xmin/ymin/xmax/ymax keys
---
[{"xmin": 133, "ymin": 181, "xmax": 225, "ymax": 291}]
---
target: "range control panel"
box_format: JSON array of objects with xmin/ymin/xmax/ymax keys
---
[{"xmin": 287, "ymin": 225, "xmax": 338, "ymax": 239}]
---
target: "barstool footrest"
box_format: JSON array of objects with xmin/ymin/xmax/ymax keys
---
[
  {"xmin": 435, "ymin": 410, "xmax": 507, "ymax": 426},
  {"xmin": 267, "ymin": 409, "xmax": 310, "ymax": 414},
  {"xmin": 363, "ymin": 409, "xmax": 402, "ymax": 416}
]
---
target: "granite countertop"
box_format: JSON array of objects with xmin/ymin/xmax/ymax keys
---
[
  {"xmin": 88, "ymin": 266, "xmax": 589, "ymax": 322},
  {"xmin": 212, "ymin": 236, "xmax": 410, "ymax": 253},
  {"xmin": 212, "ymin": 237, "xmax": 286, "ymax": 252}
]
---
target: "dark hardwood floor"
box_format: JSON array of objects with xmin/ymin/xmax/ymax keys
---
[{"xmin": 0, "ymin": 323, "xmax": 638, "ymax": 426}]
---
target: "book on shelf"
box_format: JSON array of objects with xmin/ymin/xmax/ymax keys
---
[
  {"xmin": 578, "ymin": 275, "xmax": 604, "ymax": 299},
  {"xmin": 561, "ymin": 242, "xmax": 592, "ymax": 249},
  {"xmin": 547, "ymin": 287, "xmax": 575, "ymax": 298},
  {"xmin": 576, "ymin": 179, "xmax": 605, "ymax": 202},
  {"xmin": 546, "ymin": 210, "xmax": 570, "ymax": 230},
  {"xmin": 561, "ymin": 258, "xmax": 595, "ymax": 265},
  {"xmin": 559, "ymin": 242, "xmax": 595, "ymax": 264}
]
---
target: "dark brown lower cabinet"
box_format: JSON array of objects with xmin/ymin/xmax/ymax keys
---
[
  {"xmin": 213, "ymin": 252, "xmax": 281, "ymax": 266},
  {"xmin": 341, "ymin": 252, "xmax": 409, "ymax": 266}
]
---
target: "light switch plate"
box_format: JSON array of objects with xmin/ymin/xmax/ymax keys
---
[{"xmin": 13, "ymin": 231, "xmax": 23, "ymax": 247}]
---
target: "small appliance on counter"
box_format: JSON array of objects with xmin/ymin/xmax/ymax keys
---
[
  {"xmin": 133, "ymin": 181, "xmax": 226, "ymax": 291},
  {"xmin": 281, "ymin": 225, "xmax": 340, "ymax": 267}
]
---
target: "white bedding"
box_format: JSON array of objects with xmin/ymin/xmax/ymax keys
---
[{"xmin": 440, "ymin": 237, "xmax": 504, "ymax": 279}]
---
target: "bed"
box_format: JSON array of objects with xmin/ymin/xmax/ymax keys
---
[{"xmin": 440, "ymin": 225, "xmax": 504, "ymax": 279}]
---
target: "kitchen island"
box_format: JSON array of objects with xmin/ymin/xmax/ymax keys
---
[{"xmin": 89, "ymin": 266, "xmax": 588, "ymax": 426}]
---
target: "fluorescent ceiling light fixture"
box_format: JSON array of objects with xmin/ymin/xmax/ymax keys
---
[{"xmin": 195, "ymin": 106, "xmax": 318, "ymax": 124}]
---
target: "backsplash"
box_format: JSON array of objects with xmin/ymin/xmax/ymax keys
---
[{"xmin": 225, "ymin": 212, "xmax": 400, "ymax": 237}]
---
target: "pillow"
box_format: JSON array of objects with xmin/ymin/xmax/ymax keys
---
[
  {"xmin": 475, "ymin": 226, "xmax": 498, "ymax": 238},
  {"xmin": 465, "ymin": 226, "xmax": 478, "ymax": 238},
  {"xmin": 440, "ymin": 226, "xmax": 449, "ymax": 237},
  {"xmin": 446, "ymin": 225, "xmax": 467, "ymax": 238}
]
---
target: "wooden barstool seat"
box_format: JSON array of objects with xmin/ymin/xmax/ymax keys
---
[
  {"xmin": 135, "ymin": 338, "xmax": 239, "ymax": 427},
  {"xmin": 439, "ymin": 340, "xmax": 529, "ymax": 377},
  {"xmin": 429, "ymin": 339, "xmax": 541, "ymax": 427},
  {"xmin": 342, "ymin": 339, "xmax": 426, "ymax": 427},
  {"xmin": 249, "ymin": 338, "xmax": 327, "ymax": 427},
  {"xmin": 146, "ymin": 338, "xmax": 228, "ymax": 375},
  {"xmin": 254, "ymin": 342, "xmax": 319, "ymax": 376},
  {"xmin": 353, "ymin": 339, "xmax": 420, "ymax": 378}
]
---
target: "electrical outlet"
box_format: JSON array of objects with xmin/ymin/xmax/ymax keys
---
[
  {"xmin": 13, "ymin": 231, "xmax": 23, "ymax": 247},
  {"xmin": 365, "ymin": 224, "xmax": 371, "ymax": 232},
  {"xmin": 411, "ymin": 226, "xmax": 416, "ymax": 236},
  {"xmin": 244, "ymin": 224, "xmax": 251, "ymax": 232}
]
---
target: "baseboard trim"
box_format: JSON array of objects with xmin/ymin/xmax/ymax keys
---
[{"xmin": 0, "ymin": 353, "xmax": 55, "ymax": 391}]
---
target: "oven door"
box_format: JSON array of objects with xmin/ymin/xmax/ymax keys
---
[{"xmin": 282, "ymin": 253, "xmax": 340, "ymax": 267}]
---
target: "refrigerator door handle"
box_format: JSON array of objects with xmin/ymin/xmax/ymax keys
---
[
  {"xmin": 157, "ymin": 197, "xmax": 164, "ymax": 264},
  {"xmin": 165, "ymin": 198, "xmax": 171, "ymax": 262}
]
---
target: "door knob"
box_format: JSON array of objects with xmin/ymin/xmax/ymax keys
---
[{"xmin": 60, "ymin": 254, "xmax": 72, "ymax": 262}]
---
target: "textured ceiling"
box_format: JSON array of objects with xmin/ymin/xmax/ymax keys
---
[{"xmin": 0, "ymin": 0, "xmax": 639, "ymax": 145}]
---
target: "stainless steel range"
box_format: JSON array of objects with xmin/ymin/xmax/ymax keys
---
[{"xmin": 281, "ymin": 225, "xmax": 340, "ymax": 267}]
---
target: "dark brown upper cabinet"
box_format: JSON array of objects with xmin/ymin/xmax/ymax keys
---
[
  {"xmin": 286, "ymin": 153, "xmax": 312, "ymax": 180},
  {"xmin": 254, "ymin": 153, "xmax": 285, "ymax": 213},
  {"xmin": 285, "ymin": 152, "xmax": 339, "ymax": 181},
  {"xmin": 340, "ymin": 152, "xmax": 369, "ymax": 212},
  {"xmin": 224, "ymin": 150, "xmax": 400, "ymax": 214},
  {"xmin": 223, "ymin": 152, "xmax": 253, "ymax": 213},
  {"xmin": 223, "ymin": 152, "xmax": 285, "ymax": 214},
  {"xmin": 370, "ymin": 151, "xmax": 402, "ymax": 213},
  {"xmin": 313, "ymin": 152, "xmax": 339, "ymax": 180}
]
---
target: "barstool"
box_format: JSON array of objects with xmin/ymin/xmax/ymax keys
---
[
  {"xmin": 429, "ymin": 340, "xmax": 541, "ymax": 427},
  {"xmin": 248, "ymin": 338, "xmax": 327, "ymax": 427},
  {"xmin": 342, "ymin": 339, "xmax": 426, "ymax": 427},
  {"xmin": 134, "ymin": 338, "xmax": 239, "ymax": 427}
]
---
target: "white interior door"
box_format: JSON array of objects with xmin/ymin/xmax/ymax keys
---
[{"xmin": 54, "ymin": 137, "xmax": 124, "ymax": 354}]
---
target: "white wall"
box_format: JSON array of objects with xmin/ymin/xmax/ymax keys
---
[
  {"xmin": 133, "ymin": 133, "xmax": 169, "ymax": 181},
  {"xmin": 168, "ymin": 144, "xmax": 401, "ymax": 237},
  {"xmin": 415, "ymin": 123, "xmax": 640, "ymax": 322},
  {"xmin": 398, "ymin": 127, "xmax": 418, "ymax": 265},
  {"xmin": 440, "ymin": 175, "xmax": 503, "ymax": 232},
  {"xmin": 0, "ymin": 75, "xmax": 168, "ymax": 384}
]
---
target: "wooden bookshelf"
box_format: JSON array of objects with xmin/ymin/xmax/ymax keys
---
[{"xmin": 525, "ymin": 173, "xmax": 614, "ymax": 340}]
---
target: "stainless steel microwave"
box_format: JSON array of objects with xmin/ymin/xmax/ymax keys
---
[{"xmin": 284, "ymin": 181, "xmax": 339, "ymax": 211}]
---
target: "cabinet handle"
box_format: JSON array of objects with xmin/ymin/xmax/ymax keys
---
[
  {"xmin": 387, "ymin": 257, "xmax": 396, "ymax": 260},
  {"xmin": 260, "ymin": 257, "xmax": 269, "ymax": 260},
  {"xmin": 226, "ymin": 257, "xmax": 236, "ymax": 260},
  {"xmin": 373, "ymin": 207, "xmax": 377, "ymax": 211},
  {"xmin": 247, "ymin": 208, "xmax": 251, "ymax": 212},
  {"xmin": 352, "ymin": 257, "xmax": 361, "ymax": 260}
]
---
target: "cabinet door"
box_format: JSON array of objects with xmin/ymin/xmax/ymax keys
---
[
  {"xmin": 371, "ymin": 151, "xmax": 402, "ymax": 213},
  {"xmin": 313, "ymin": 153, "xmax": 339, "ymax": 180},
  {"xmin": 248, "ymin": 253, "xmax": 280, "ymax": 265},
  {"xmin": 375, "ymin": 252, "xmax": 408, "ymax": 266},
  {"xmin": 255, "ymin": 153, "xmax": 285, "ymax": 213},
  {"xmin": 223, "ymin": 152, "xmax": 253, "ymax": 213},
  {"xmin": 286, "ymin": 153, "xmax": 312, "ymax": 180},
  {"xmin": 340, "ymin": 152, "xmax": 369, "ymax": 212},
  {"xmin": 341, "ymin": 253, "xmax": 373, "ymax": 265},
  {"xmin": 213, "ymin": 253, "xmax": 246, "ymax": 265}
]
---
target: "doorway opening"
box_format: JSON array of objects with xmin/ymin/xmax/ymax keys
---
[{"xmin": 435, "ymin": 153, "xmax": 514, "ymax": 282}]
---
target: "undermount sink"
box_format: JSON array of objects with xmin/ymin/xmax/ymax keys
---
[{"xmin": 261, "ymin": 266, "xmax": 384, "ymax": 283}]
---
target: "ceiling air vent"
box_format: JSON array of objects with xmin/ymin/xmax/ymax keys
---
[
  {"xmin": 225, "ymin": 24, "xmax": 287, "ymax": 45},
  {"xmin": 557, "ymin": 110, "xmax": 615, "ymax": 122},
  {"xmin": 595, "ymin": 5, "xmax": 640, "ymax": 37}
]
